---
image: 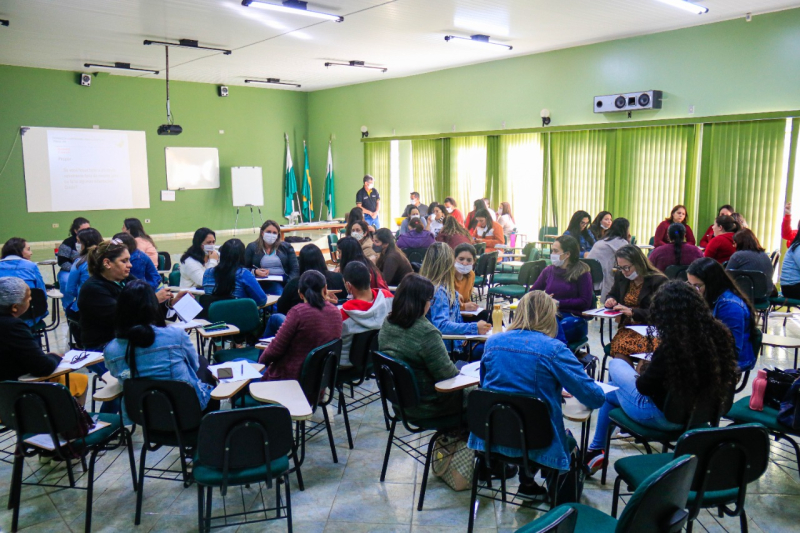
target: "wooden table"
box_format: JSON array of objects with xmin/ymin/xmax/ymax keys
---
[
  {"xmin": 198, "ymin": 324, "xmax": 241, "ymax": 358},
  {"xmin": 167, "ymin": 286, "xmax": 205, "ymax": 295},
  {"xmin": 261, "ymin": 295, "xmax": 280, "ymax": 308},
  {"xmin": 280, "ymin": 222, "xmax": 345, "ymax": 238},
  {"xmin": 211, "ymin": 363, "xmax": 265, "ymax": 400},
  {"xmin": 582, "ymin": 309, "xmax": 618, "ymax": 349},
  {"xmin": 19, "ymin": 353, "xmax": 104, "ymax": 388},
  {"xmin": 762, "ymin": 333, "xmax": 800, "ymax": 368},
  {"xmin": 435, "ymin": 374, "xmax": 479, "ymax": 392},
  {"xmin": 249, "ymin": 380, "xmax": 312, "ymax": 420},
  {"xmin": 37, "ymin": 259, "xmax": 58, "ymax": 284},
  {"xmin": 93, "ymin": 372, "xmax": 122, "ymax": 402}
]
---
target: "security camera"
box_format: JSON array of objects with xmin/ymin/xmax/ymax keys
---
[
  {"xmin": 219, "ymin": 86, "xmax": 228, "ymax": 97},
  {"xmin": 80, "ymin": 73, "xmax": 91, "ymax": 87}
]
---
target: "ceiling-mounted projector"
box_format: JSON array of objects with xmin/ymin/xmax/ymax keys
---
[
  {"xmin": 594, "ymin": 90, "xmax": 662, "ymax": 113},
  {"xmin": 157, "ymin": 124, "xmax": 183, "ymax": 135}
]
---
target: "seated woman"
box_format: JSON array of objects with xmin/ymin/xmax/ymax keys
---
[
  {"xmin": 345, "ymin": 206, "xmax": 370, "ymax": 235},
  {"xmin": 398, "ymin": 218, "xmax": 435, "ymax": 249},
  {"xmin": 114, "ymin": 233, "xmax": 161, "ymax": 290},
  {"xmin": 0, "ymin": 277, "xmax": 88, "ymax": 403},
  {"xmin": 338, "ymin": 237, "xmax": 389, "ymax": 290},
  {"xmin": 646, "ymin": 223, "xmax": 703, "ymax": 272},
  {"xmin": 435, "ymin": 215, "xmax": 473, "ymax": 249},
  {"xmin": 496, "ymin": 202, "xmax": 515, "ymax": 238},
  {"xmin": 378, "ymin": 273, "xmax": 465, "ymax": 420},
  {"xmin": 585, "ymin": 281, "xmax": 738, "ymax": 474},
  {"xmin": 726, "ymin": 228, "xmax": 775, "ymax": 296},
  {"xmin": 688, "ymin": 258, "xmax": 758, "ymax": 371},
  {"xmin": 563, "ymin": 210, "xmax": 596, "ymax": 257},
  {"xmin": 63, "ymin": 228, "xmax": 103, "ymax": 319},
  {"xmin": 654, "ymin": 205, "xmax": 696, "ymax": 247},
  {"xmin": 421, "ymin": 243, "xmax": 490, "ymax": 355},
  {"xmin": 465, "ymin": 199, "xmax": 489, "ymax": 232},
  {"xmin": 179, "ymin": 228, "xmax": 219, "ymax": 288},
  {"xmin": 704, "ymin": 215, "xmax": 738, "ymax": 264},
  {"xmin": 203, "ymin": 239, "xmax": 267, "ymax": 307},
  {"xmin": 470, "ymin": 209, "xmax": 504, "ymax": 253},
  {"xmin": 258, "ymin": 270, "xmax": 342, "ymax": 382},
  {"xmin": 781, "ymin": 230, "xmax": 800, "ymax": 299},
  {"xmin": 453, "ymin": 243, "xmax": 484, "ymax": 317},
  {"xmin": 426, "ymin": 204, "xmax": 447, "ymax": 238},
  {"xmin": 585, "ymin": 218, "xmax": 630, "ymax": 302},
  {"xmin": 398, "ymin": 205, "xmax": 422, "ymax": 236},
  {"xmin": 590, "ymin": 211, "xmax": 613, "ymax": 242},
  {"xmin": 0, "ymin": 237, "xmax": 48, "ymax": 327},
  {"xmin": 468, "ymin": 290, "xmax": 605, "ymax": 494},
  {"xmin": 531, "ymin": 235, "xmax": 594, "ymax": 344},
  {"xmin": 244, "ymin": 220, "xmax": 299, "ymax": 297},
  {"xmin": 442, "ymin": 197, "xmax": 465, "ymax": 226},
  {"xmin": 350, "ymin": 220, "xmax": 378, "ymax": 263},
  {"xmin": 605, "ymin": 245, "xmax": 667, "ymax": 363},
  {"xmin": 57, "ymin": 217, "xmax": 90, "ymax": 290},
  {"xmin": 122, "ymin": 217, "xmax": 158, "ymax": 266},
  {"xmin": 105, "ymin": 280, "xmax": 217, "ymax": 415},
  {"xmin": 373, "ymin": 228, "xmax": 413, "ymax": 286},
  {"xmin": 699, "ymin": 205, "xmax": 733, "ymax": 247}
]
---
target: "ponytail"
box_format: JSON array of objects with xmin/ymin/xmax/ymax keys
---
[
  {"xmin": 668, "ymin": 223, "xmax": 686, "ymax": 267},
  {"xmin": 298, "ymin": 270, "xmax": 326, "ymax": 310},
  {"xmin": 88, "ymin": 239, "xmax": 128, "ymax": 277}
]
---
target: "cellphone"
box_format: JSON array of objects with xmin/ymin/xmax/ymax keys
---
[{"xmin": 217, "ymin": 368, "xmax": 233, "ymax": 379}]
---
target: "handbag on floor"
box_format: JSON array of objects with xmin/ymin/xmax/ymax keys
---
[
  {"xmin": 778, "ymin": 376, "xmax": 800, "ymax": 431},
  {"xmin": 545, "ymin": 429, "xmax": 584, "ymax": 504},
  {"xmin": 765, "ymin": 368, "xmax": 800, "ymax": 410},
  {"xmin": 431, "ymin": 432, "xmax": 475, "ymax": 491}
]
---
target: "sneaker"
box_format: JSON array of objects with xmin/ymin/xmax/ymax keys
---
[
  {"xmin": 516, "ymin": 481, "xmax": 548, "ymax": 500},
  {"xmin": 478, "ymin": 463, "xmax": 519, "ymax": 482},
  {"xmin": 585, "ymin": 449, "xmax": 606, "ymax": 476},
  {"xmin": 611, "ymin": 429, "xmax": 633, "ymax": 440}
]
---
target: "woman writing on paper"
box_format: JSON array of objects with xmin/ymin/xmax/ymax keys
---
[{"xmin": 244, "ymin": 220, "xmax": 299, "ymax": 296}]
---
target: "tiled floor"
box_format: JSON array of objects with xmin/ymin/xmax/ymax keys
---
[{"xmin": 6, "ymin": 251, "xmax": 800, "ymax": 532}]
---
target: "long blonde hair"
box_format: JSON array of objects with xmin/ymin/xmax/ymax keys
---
[
  {"xmin": 419, "ymin": 243, "xmax": 456, "ymax": 302},
  {"xmin": 508, "ymin": 291, "xmax": 558, "ymax": 338}
]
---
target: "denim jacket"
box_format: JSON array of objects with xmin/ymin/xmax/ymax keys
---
[
  {"xmin": 63, "ymin": 258, "xmax": 89, "ymax": 313},
  {"xmin": 203, "ymin": 267, "xmax": 267, "ymax": 307},
  {"xmin": 426, "ymin": 285, "xmax": 478, "ymax": 351},
  {"xmin": 0, "ymin": 256, "xmax": 48, "ymax": 327},
  {"xmin": 467, "ymin": 329, "xmax": 605, "ymax": 472},
  {"xmin": 563, "ymin": 230, "xmax": 596, "ymax": 257},
  {"xmin": 105, "ymin": 326, "xmax": 213, "ymax": 418},
  {"xmin": 713, "ymin": 289, "xmax": 755, "ymax": 371},
  {"xmin": 130, "ymin": 249, "xmax": 162, "ymax": 290}
]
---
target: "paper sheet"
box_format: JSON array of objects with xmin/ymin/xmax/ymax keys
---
[
  {"xmin": 584, "ymin": 308, "xmax": 622, "ymax": 317},
  {"xmin": 256, "ymin": 275, "xmax": 283, "ymax": 282},
  {"xmin": 625, "ymin": 325, "xmax": 658, "ymax": 337},
  {"xmin": 168, "ymin": 320, "xmax": 203, "ymax": 330},
  {"xmin": 460, "ymin": 361, "xmax": 481, "ymax": 378},
  {"xmin": 57, "ymin": 351, "xmax": 104, "ymax": 371},
  {"xmin": 461, "ymin": 307, "xmax": 485, "ymax": 317},
  {"xmin": 630, "ymin": 353, "xmax": 653, "ymax": 361},
  {"xmin": 209, "ymin": 362, "xmax": 263, "ymax": 383},
  {"xmin": 172, "ymin": 294, "xmax": 203, "ymax": 322},
  {"xmin": 24, "ymin": 421, "xmax": 110, "ymax": 451},
  {"xmin": 595, "ymin": 381, "xmax": 619, "ymax": 394}
]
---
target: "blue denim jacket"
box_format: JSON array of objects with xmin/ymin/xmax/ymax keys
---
[
  {"xmin": 714, "ymin": 289, "xmax": 755, "ymax": 371},
  {"xmin": 130, "ymin": 249, "xmax": 162, "ymax": 290},
  {"xmin": 0, "ymin": 256, "xmax": 48, "ymax": 327},
  {"xmin": 467, "ymin": 329, "xmax": 605, "ymax": 472},
  {"xmin": 563, "ymin": 230, "xmax": 596, "ymax": 257},
  {"xmin": 203, "ymin": 267, "xmax": 267, "ymax": 307},
  {"xmin": 104, "ymin": 326, "xmax": 213, "ymax": 418},
  {"xmin": 425, "ymin": 285, "xmax": 478, "ymax": 351},
  {"xmin": 63, "ymin": 258, "xmax": 89, "ymax": 313}
]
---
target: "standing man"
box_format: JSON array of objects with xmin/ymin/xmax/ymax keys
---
[
  {"xmin": 402, "ymin": 192, "xmax": 428, "ymax": 218},
  {"xmin": 356, "ymin": 175, "xmax": 381, "ymax": 229}
]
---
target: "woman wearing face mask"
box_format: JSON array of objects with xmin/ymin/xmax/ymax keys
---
[
  {"xmin": 373, "ymin": 228, "xmax": 413, "ymax": 286},
  {"xmin": 442, "ymin": 197, "xmax": 465, "ymax": 226},
  {"xmin": 470, "ymin": 209, "xmax": 505, "ymax": 253},
  {"xmin": 453, "ymin": 243, "xmax": 487, "ymax": 321},
  {"xmin": 397, "ymin": 218, "xmax": 436, "ymax": 250},
  {"xmin": 399, "ymin": 206, "xmax": 422, "ymax": 236},
  {"xmin": 496, "ymin": 202, "xmax": 515, "ymax": 237},
  {"xmin": 427, "ymin": 204, "xmax": 447, "ymax": 237},
  {"xmin": 179, "ymin": 227, "xmax": 219, "ymax": 288},
  {"xmin": 699, "ymin": 205, "xmax": 733, "ymax": 247},
  {"xmin": 589, "ymin": 211, "xmax": 613, "ymax": 241},
  {"xmin": 350, "ymin": 220, "xmax": 378, "ymax": 263},
  {"xmin": 244, "ymin": 220, "xmax": 300, "ymax": 296},
  {"xmin": 563, "ymin": 210, "xmax": 596, "ymax": 257},
  {"xmin": 604, "ymin": 245, "xmax": 667, "ymax": 364},
  {"xmin": 435, "ymin": 215, "xmax": 473, "ymax": 249},
  {"xmin": 654, "ymin": 205, "xmax": 696, "ymax": 247}
]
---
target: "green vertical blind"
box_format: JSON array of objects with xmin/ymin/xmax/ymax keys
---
[
  {"xmin": 498, "ymin": 133, "xmax": 545, "ymax": 243},
  {"xmin": 449, "ymin": 136, "xmax": 487, "ymax": 214},
  {"xmin": 411, "ymin": 139, "xmax": 439, "ymax": 205},
  {"xmin": 364, "ymin": 141, "xmax": 391, "ymax": 228}
]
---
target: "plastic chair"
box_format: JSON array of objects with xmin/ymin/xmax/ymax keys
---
[
  {"xmin": 474, "ymin": 242, "xmax": 487, "ymax": 256},
  {"xmin": 728, "ymin": 270, "xmax": 770, "ymax": 331},
  {"xmin": 336, "ymin": 330, "xmax": 381, "ymax": 449},
  {"xmin": 194, "ymin": 406, "xmax": 294, "ymax": 532},
  {"xmin": 538, "ymin": 226, "xmax": 559, "ymax": 242},
  {"xmin": 466, "ymin": 389, "xmax": 563, "ymax": 532},
  {"xmin": 328, "ymin": 233, "xmax": 340, "ymax": 263},
  {"xmin": 402, "ymin": 246, "xmax": 429, "ymax": 266},
  {"xmin": 168, "ymin": 269, "xmax": 181, "ymax": 287},
  {"xmin": 649, "ymin": 236, "xmax": 655, "ymax": 246},
  {"xmin": 0, "ymin": 381, "xmax": 136, "ymax": 533},
  {"xmin": 123, "ymin": 379, "xmax": 204, "ymax": 525},
  {"xmin": 157, "ymin": 251, "xmax": 171, "ymax": 271},
  {"xmin": 373, "ymin": 351, "xmax": 465, "ymax": 511},
  {"xmin": 488, "ymin": 260, "xmax": 545, "ymax": 308},
  {"xmin": 20, "ymin": 288, "xmax": 51, "ymax": 351},
  {"xmin": 581, "ymin": 258, "xmax": 604, "ymax": 299},
  {"xmin": 664, "ymin": 265, "xmax": 689, "ymax": 280},
  {"xmin": 208, "ymin": 299, "xmax": 262, "ymax": 363},
  {"xmin": 735, "ymin": 329, "xmax": 762, "ymax": 393},
  {"xmin": 516, "ymin": 454, "xmax": 698, "ymax": 533},
  {"xmin": 473, "ymin": 251, "xmax": 499, "ymax": 299}
]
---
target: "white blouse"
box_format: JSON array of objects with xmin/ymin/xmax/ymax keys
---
[{"xmin": 180, "ymin": 256, "xmax": 218, "ymax": 288}]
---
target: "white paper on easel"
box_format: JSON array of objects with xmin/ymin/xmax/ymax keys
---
[{"xmin": 231, "ymin": 167, "xmax": 264, "ymax": 207}]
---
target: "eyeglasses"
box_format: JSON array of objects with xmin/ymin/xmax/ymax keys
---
[
  {"xmin": 67, "ymin": 351, "xmax": 91, "ymax": 365},
  {"xmin": 615, "ymin": 264, "xmax": 634, "ymax": 273}
]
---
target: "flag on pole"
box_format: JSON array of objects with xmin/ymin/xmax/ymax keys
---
[
  {"xmin": 324, "ymin": 140, "xmax": 335, "ymax": 220},
  {"xmin": 283, "ymin": 135, "xmax": 297, "ymax": 219},
  {"xmin": 301, "ymin": 141, "xmax": 314, "ymax": 221}
]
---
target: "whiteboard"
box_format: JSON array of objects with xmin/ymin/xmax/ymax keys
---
[
  {"xmin": 165, "ymin": 147, "xmax": 220, "ymax": 190},
  {"xmin": 20, "ymin": 126, "xmax": 150, "ymax": 213},
  {"xmin": 231, "ymin": 167, "xmax": 264, "ymax": 207}
]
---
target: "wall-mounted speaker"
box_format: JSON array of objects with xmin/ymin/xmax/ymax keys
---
[
  {"xmin": 80, "ymin": 73, "xmax": 92, "ymax": 87},
  {"xmin": 594, "ymin": 90, "xmax": 662, "ymax": 113},
  {"xmin": 219, "ymin": 86, "xmax": 228, "ymax": 97}
]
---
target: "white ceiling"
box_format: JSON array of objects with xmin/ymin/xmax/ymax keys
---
[{"xmin": 0, "ymin": 0, "xmax": 797, "ymax": 91}]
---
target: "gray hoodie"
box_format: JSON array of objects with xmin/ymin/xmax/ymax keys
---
[{"xmin": 340, "ymin": 289, "xmax": 393, "ymax": 367}]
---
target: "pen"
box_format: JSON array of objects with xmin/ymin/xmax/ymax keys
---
[{"xmin": 241, "ymin": 364, "xmax": 243, "ymax": 375}]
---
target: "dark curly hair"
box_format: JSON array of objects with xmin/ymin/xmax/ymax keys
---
[{"xmin": 648, "ymin": 280, "xmax": 738, "ymax": 411}]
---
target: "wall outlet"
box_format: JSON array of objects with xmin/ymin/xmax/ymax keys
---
[
  {"xmin": 502, "ymin": 121, "xmax": 506, "ymax": 129},
  {"xmin": 219, "ymin": 130, "xmax": 224, "ymax": 134},
  {"xmin": 452, "ymin": 124, "xmax": 456, "ymax": 132},
  {"xmin": 392, "ymin": 128, "xmax": 396, "ymax": 135},
  {"xmin": 52, "ymin": 223, "xmax": 59, "ymax": 229},
  {"xmin": 93, "ymin": 125, "xmax": 99, "ymax": 129},
  {"xmin": 144, "ymin": 219, "xmax": 151, "ymax": 224},
  {"xmin": 688, "ymin": 105, "xmax": 695, "ymax": 114}
]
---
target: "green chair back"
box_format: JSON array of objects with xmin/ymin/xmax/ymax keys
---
[
  {"xmin": 208, "ymin": 299, "xmax": 261, "ymax": 335},
  {"xmin": 538, "ymin": 226, "xmax": 558, "ymax": 242},
  {"xmin": 168, "ymin": 270, "xmax": 181, "ymax": 287}
]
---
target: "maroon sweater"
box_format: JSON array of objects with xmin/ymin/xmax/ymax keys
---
[{"xmin": 259, "ymin": 302, "xmax": 342, "ymax": 382}]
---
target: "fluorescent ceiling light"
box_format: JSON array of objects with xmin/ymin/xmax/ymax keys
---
[
  {"xmin": 245, "ymin": 78, "xmax": 301, "ymax": 88},
  {"xmin": 324, "ymin": 60, "xmax": 387, "ymax": 73},
  {"xmin": 242, "ymin": 0, "xmax": 344, "ymax": 23},
  {"xmin": 143, "ymin": 39, "xmax": 232, "ymax": 55},
  {"xmin": 444, "ymin": 34, "xmax": 512, "ymax": 51},
  {"xmin": 654, "ymin": 0, "xmax": 708, "ymax": 14},
  {"xmin": 84, "ymin": 62, "xmax": 160, "ymax": 75}
]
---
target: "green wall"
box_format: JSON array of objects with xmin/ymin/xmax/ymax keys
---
[
  {"xmin": 308, "ymin": 8, "xmax": 800, "ymax": 217},
  {"xmin": 0, "ymin": 65, "xmax": 307, "ymax": 242}
]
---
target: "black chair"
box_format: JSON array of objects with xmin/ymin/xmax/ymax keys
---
[
  {"xmin": 729, "ymin": 270, "xmax": 770, "ymax": 331},
  {"xmin": 600, "ymin": 390, "xmax": 732, "ymax": 484},
  {"xmin": 0, "ymin": 381, "xmax": 136, "ymax": 533},
  {"xmin": 735, "ymin": 329, "xmax": 763, "ymax": 394},
  {"xmin": 516, "ymin": 455, "xmax": 698, "ymax": 533},
  {"xmin": 580, "ymin": 258, "xmax": 603, "ymax": 300},
  {"xmin": 473, "ymin": 251, "xmax": 498, "ymax": 300},
  {"xmin": 123, "ymin": 379, "xmax": 204, "ymax": 525},
  {"xmin": 514, "ymin": 506, "xmax": 577, "ymax": 533},
  {"xmin": 373, "ymin": 351, "xmax": 465, "ymax": 511},
  {"xmin": 157, "ymin": 251, "xmax": 172, "ymax": 271},
  {"xmin": 336, "ymin": 330, "xmax": 381, "ymax": 449},
  {"xmin": 402, "ymin": 246, "xmax": 429, "ymax": 266},
  {"xmin": 20, "ymin": 288, "xmax": 52, "ymax": 351},
  {"xmin": 612, "ymin": 424, "xmax": 770, "ymax": 532},
  {"xmin": 194, "ymin": 406, "xmax": 294, "ymax": 532},
  {"xmin": 474, "ymin": 241, "xmax": 487, "ymax": 256},
  {"xmin": 664, "ymin": 265, "xmax": 689, "ymax": 281},
  {"xmin": 466, "ymin": 390, "xmax": 564, "ymax": 532}
]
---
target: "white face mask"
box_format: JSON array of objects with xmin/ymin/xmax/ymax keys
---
[
  {"xmin": 410, "ymin": 214, "xmax": 420, "ymax": 219},
  {"xmin": 601, "ymin": 221, "xmax": 611, "ymax": 229},
  {"xmin": 624, "ymin": 270, "xmax": 639, "ymax": 281},
  {"xmin": 454, "ymin": 262, "xmax": 472, "ymax": 275},
  {"xmin": 550, "ymin": 253, "xmax": 564, "ymax": 267},
  {"xmin": 497, "ymin": 208, "xmax": 503, "ymax": 215},
  {"xmin": 75, "ymin": 243, "xmax": 82, "ymax": 253},
  {"xmin": 446, "ymin": 206, "xmax": 454, "ymax": 213},
  {"xmin": 351, "ymin": 232, "xmax": 364, "ymax": 241},
  {"xmin": 203, "ymin": 244, "xmax": 216, "ymax": 252},
  {"xmin": 263, "ymin": 233, "xmax": 278, "ymax": 245}
]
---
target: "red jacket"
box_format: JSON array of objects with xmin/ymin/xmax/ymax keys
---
[
  {"xmin": 653, "ymin": 220, "xmax": 696, "ymax": 248},
  {"xmin": 783, "ymin": 214, "xmax": 797, "ymax": 245},
  {"xmin": 449, "ymin": 208, "xmax": 465, "ymax": 226},
  {"xmin": 704, "ymin": 232, "xmax": 736, "ymax": 264},
  {"xmin": 699, "ymin": 224, "xmax": 715, "ymax": 247}
]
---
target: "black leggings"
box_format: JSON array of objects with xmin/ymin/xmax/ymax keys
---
[{"xmin": 782, "ymin": 284, "xmax": 800, "ymax": 300}]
